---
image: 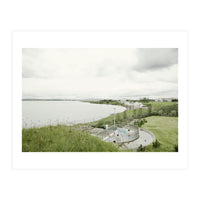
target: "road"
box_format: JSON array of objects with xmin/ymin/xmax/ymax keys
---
[{"xmin": 120, "ymin": 128, "xmax": 155, "ymax": 151}]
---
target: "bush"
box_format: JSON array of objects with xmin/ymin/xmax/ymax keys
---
[
  {"xmin": 137, "ymin": 144, "xmax": 146, "ymax": 152},
  {"xmin": 158, "ymin": 109, "xmax": 163, "ymax": 115},
  {"xmin": 132, "ymin": 109, "xmax": 137, "ymax": 118},
  {"xmin": 151, "ymin": 111, "xmax": 159, "ymax": 116},
  {"xmin": 134, "ymin": 118, "xmax": 147, "ymax": 127},
  {"xmin": 146, "ymin": 103, "xmax": 178, "ymax": 117},
  {"xmin": 171, "ymin": 110, "xmax": 177, "ymax": 117},
  {"xmin": 152, "ymin": 139, "xmax": 161, "ymax": 148},
  {"xmin": 138, "ymin": 108, "xmax": 142, "ymax": 118},
  {"xmin": 174, "ymin": 144, "xmax": 178, "ymax": 152},
  {"xmin": 116, "ymin": 113, "xmax": 122, "ymax": 123},
  {"xmin": 139, "ymin": 97, "xmax": 150, "ymax": 103},
  {"xmin": 147, "ymin": 104, "xmax": 152, "ymax": 115},
  {"xmin": 123, "ymin": 111, "xmax": 127, "ymax": 120}
]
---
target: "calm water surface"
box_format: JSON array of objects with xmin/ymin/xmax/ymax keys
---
[{"xmin": 22, "ymin": 101, "xmax": 126, "ymax": 128}]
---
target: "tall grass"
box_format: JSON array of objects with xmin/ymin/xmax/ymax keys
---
[{"xmin": 22, "ymin": 125, "xmax": 119, "ymax": 152}]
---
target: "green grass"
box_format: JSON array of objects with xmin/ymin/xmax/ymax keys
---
[
  {"xmin": 22, "ymin": 116, "xmax": 178, "ymax": 152},
  {"xmin": 141, "ymin": 116, "xmax": 178, "ymax": 152},
  {"xmin": 22, "ymin": 125, "xmax": 119, "ymax": 152},
  {"xmin": 147, "ymin": 101, "xmax": 176, "ymax": 109}
]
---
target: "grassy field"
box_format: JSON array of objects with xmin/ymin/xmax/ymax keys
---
[
  {"xmin": 147, "ymin": 101, "xmax": 176, "ymax": 108},
  {"xmin": 22, "ymin": 125, "xmax": 119, "ymax": 152},
  {"xmin": 22, "ymin": 115, "xmax": 178, "ymax": 152},
  {"xmin": 141, "ymin": 116, "xmax": 178, "ymax": 152}
]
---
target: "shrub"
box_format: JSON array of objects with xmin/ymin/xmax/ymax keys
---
[
  {"xmin": 138, "ymin": 108, "xmax": 142, "ymax": 118},
  {"xmin": 174, "ymin": 144, "xmax": 178, "ymax": 152},
  {"xmin": 171, "ymin": 110, "xmax": 177, "ymax": 117},
  {"xmin": 147, "ymin": 105, "xmax": 152, "ymax": 115},
  {"xmin": 123, "ymin": 111, "xmax": 127, "ymax": 120},
  {"xmin": 116, "ymin": 114, "xmax": 122, "ymax": 123},
  {"xmin": 137, "ymin": 144, "xmax": 146, "ymax": 152},
  {"xmin": 139, "ymin": 97, "xmax": 150, "ymax": 103},
  {"xmin": 158, "ymin": 109, "xmax": 163, "ymax": 115},
  {"xmin": 132, "ymin": 109, "xmax": 137, "ymax": 118},
  {"xmin": 134, "ymin": 118, "xmax": 147, "ymax": 127},
  {"xmin": 152, "ymin": 139, "xmax": 161, "ymax": 148}
]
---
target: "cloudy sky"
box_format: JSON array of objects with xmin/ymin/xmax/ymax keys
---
[{"xmin": 22, "ymin": 48, "xmax": 178, "ymax": 99}]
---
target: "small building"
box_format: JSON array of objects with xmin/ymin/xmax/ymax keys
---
[{"xmin": 155, "ymin": 98, "xmax": 173, "ymax": 102}]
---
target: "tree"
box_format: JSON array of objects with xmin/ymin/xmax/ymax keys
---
[
  {"xmin": 137, "ymin": 144, "xmax": 146, "ymax": 152},
  {"xmin": 174, "ymin": 144, "xmax": 178, "ymax": 152},
  {"xmin": 116, "ymin": 114, "xmax": 122, "ymax": 123},
  {"xmin": 139, "ymin": 97, "xmax": 150, "ymax": 103},
  {"xmin": 158, "ymin": 109, "xmax": 163, "ymax": 116},
  {"xmin": 171, "ymin": 110, "xmax": 176, "ymax": 117},
  {"xmin": 132, "ymin": 109, "xmax": 137, "ymax": 118},
  {"xmin": 138, "ymin": 108, "xmax": 142, "ymax": 118},
  {"xmin": 147, "ymin": 104, "xmax": 152, "ymax": 116},
  {"xmin": 134, "ymin": 118, "xmax": 147, "ymax": 127},
  {"xmin": 123, "ymin": 111, "xmax": 127, "ymax": 120},
  {"xmin": 152, "ymin": 139, "xmax": 161, "ymax": 148}
]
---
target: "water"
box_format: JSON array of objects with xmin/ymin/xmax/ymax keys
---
[{"xmin": 22, "ymin": 101, "xmax": 126, "ymax": 128}]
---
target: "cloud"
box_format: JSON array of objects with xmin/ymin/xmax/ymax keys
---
[
  {"xmin": 133, "ymin": 48, "xmax": 178, "ymax": 71},
  {"xmin": 22, "ymin": 48, "xmax": 178, "ymax": 99}
]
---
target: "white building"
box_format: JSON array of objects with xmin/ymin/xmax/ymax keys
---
[{"xmin": 155, "ymin": 98, "xmax": 173, "ymax": 102}]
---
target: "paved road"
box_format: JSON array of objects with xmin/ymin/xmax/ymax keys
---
[{"xmin": 120, "ymin": 129, "xmax": 155, "ymax": 151}]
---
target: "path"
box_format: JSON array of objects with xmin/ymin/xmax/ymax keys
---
[{"xmin": 120, "ymin": 128, "xmax": 156, "ymax": 151}]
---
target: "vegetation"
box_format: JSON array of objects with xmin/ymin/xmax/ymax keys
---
[
  {"xmin": 172, "ymin": 98, "xmax": 178, "ymax": 102},
  {"xmin": 125, "ymin": 98, "xmax": 154, "ymax": 103},
  {"xmin": 134, "ymin": 118, "xmax": 147, "ymax": 127},
  {"xmin": 141, "ymin": 116, "xmax": 178, "ymax": 152},
  {"xmin": 174, "ymin": 144, "xmax": 178, "ymax": 152},
  {"xmin": 88, "ymin": 99, "xmax": 124, "ymax": 106},
  {"xmin": 152, "ymin": 139, "xmax": 161, "ymax": 148},
  {"xmin": 22, "ymin": 100, "xmax": 178, "ymax": 152},
  {"xmin": 137, "ymin": 144, "xmax": 146, "ymax": 152},
  {"xmin": 90, "ymin": 109, "xmax": 140, "ymax": 128},
  {"xmin": 90, "ymin": 101, "xmax": 178, "ymax": 129},
  {"xmin": 138, "ymin": 97, "xmax": 150, "ymax": 103},
  {"xmin": 144, "ymin": 101, "xmax": 178, "ymax": 117},
  {"xmin": 22, "ymin": 125, "xmax": 119, "ymax": 152}
]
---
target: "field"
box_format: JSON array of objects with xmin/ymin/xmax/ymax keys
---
[
  {"xmin": 148, "ymin": 101, "xmax": 176, "ymax": 108},
  {"xmin": 22, "ymin": 125, "xmax": 119, "ymax": 152},
  {"xmin": 141, "ymin": 116, "xmax": 178, "ymax": 152}
]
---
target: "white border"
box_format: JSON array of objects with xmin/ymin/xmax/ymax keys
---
[{"xmin": 12, "ymin": 31, "xmax": 188, "ymax": 169}]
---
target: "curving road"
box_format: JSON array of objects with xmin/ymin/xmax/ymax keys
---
[{"xmin": 120, "ymin": 128, "xmax": 156, "ymax": 151}]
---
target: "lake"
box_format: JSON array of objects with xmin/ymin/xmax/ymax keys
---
[{"xmin": 22, "ymin": 101, "xmax": 126, "ymax": 128}]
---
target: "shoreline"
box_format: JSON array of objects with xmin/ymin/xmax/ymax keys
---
[{"xmin": 22, "ymin": 101, "xmax": 126, "ymax": 129}]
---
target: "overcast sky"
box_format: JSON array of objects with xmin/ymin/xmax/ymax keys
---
[{"xmin": 22, "ymin": 48, "xmax": 178, "ymax": 99}]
